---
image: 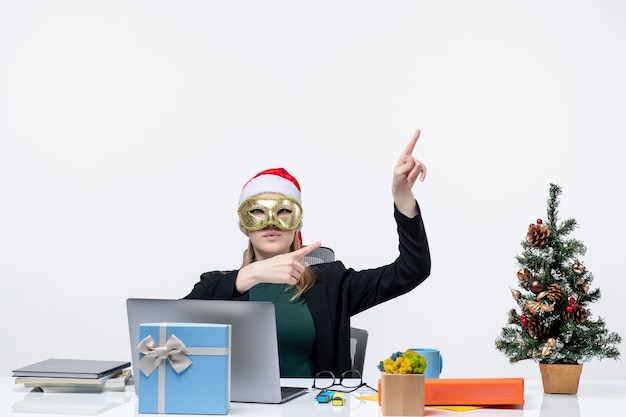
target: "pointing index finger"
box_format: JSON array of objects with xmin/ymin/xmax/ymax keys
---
[
  {"xmin": 402, "ymin": 129, "xmax": 421, "ymax": 156},
  {"xmin": 294, "ymin": 241, "xmax": 322, "ymax": 258}
]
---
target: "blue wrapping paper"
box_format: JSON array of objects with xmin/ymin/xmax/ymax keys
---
[{"xmin": 138, "ymin": 322, "xmax": 231, "ymax": 415}]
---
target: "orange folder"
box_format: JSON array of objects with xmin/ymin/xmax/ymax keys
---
[
  {"xmin": 377, "ymin": 377, "xmax": 524, "ymax": 407},
  {"xmin": 424, "ymin": 378, "xmax": 524, "ymax": 406}
]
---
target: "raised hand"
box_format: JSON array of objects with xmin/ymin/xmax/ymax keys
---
[{"xmin": 392, "ymin": 129, "xmax": 427, "ymax": 217}]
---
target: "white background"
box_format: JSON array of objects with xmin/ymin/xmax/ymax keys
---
[{"xmin": 1, "ymin": 0, "xmax": 625, "ymax": 382}]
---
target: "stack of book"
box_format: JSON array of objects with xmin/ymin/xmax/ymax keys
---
[{"xmin": 12, "ymin": 358, "xmax": 132, "ymax": 393}]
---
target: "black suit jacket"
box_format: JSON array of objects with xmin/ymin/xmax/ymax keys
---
[{"xmin": 184, "ymin": 203, "xmax": 431, "ymax": 374}]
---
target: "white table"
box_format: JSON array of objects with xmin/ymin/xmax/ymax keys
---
[{"xmin": 2, "ymin": 377, "xmax": 625, "ymax": 416}]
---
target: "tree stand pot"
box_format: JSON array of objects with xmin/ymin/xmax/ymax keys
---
[
  {"xmin": 380, "ymin": 373, "xmax": 425, "ymax": 416},
  {"xmin": 539, "ymin": 363, "xmax": 583, "ymax": 394}
]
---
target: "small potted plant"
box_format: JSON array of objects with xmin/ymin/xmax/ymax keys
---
[
  {"xmin": 377, "ymin": 350, "xmax": 427, "ymax": 416},
  {"xmin": 495, "ymin": 184, "xmax": 621, "ymax": 394}
]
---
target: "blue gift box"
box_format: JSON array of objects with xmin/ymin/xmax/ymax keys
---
[{"xmin": 137, "ymin": 322, "xmax": 231, "ymax": 415}]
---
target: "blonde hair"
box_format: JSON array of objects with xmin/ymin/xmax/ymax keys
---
[{"xmin": 242, "ymin": 237, "xmax": 316, "ymax": 301}]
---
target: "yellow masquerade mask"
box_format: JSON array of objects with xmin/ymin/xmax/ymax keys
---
[{"xmin": 237, "ymin": 197, "xmax": 303, "ymax": 232}]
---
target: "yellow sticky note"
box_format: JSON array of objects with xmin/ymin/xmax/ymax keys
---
[
  {"xmin": 428, "ymin": 405, "xmax": 485, "ymax": 412},
  {"xmin": 355, "ymin": 394, "xmax": 378, "ymax": 402}
]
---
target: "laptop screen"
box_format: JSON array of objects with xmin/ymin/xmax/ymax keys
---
[{"xmin": 126, "ymin": 298, "xmax": 300, "ymax": 403}]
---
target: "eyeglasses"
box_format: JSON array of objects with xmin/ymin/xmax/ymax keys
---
[{"xmin": 312, "ymin": 370, "xmax": 378, "ymax": 394}]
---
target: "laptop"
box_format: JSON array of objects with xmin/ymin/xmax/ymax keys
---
[{"xmin": 126, "ymin": 298, "xmax": 309, "ymax": 404}]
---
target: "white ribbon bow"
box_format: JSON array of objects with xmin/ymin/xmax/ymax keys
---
[{"xmin": 137, "ymin": 334, "xmax": 192, "ymax": 376}]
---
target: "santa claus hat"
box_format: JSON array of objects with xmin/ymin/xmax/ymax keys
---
[
  {"xmin": 239, "ymin": 167, "xmax": 302, "ymax": 205},
  {"xmin": 238, "ymin": 167, "xmax": 304, "ymax": 244}
]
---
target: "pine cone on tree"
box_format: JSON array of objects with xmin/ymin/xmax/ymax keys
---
[
  {"xmin": 527, "ymin": 224, "xmax": 550, "ymax": 247},
  {"xmin": 543, "ymin": 283, "xmax": 564, "ymax": 302},
  {"xmin": 526, "ymin": 315, "xmax": 550, "ymax": 338},
  {"xmin": 563, "ymin": 306, "xmax": 588, "ymax": 324}
]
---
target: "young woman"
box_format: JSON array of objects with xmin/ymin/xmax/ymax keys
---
[{"xmin": 184, "ymin": 129, "xmax": 431, "ymax": 377}]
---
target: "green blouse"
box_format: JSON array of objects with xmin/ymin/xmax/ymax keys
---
[{"xmin": 249, "ymin": 283, "xmax": 316, "ymax": 377}]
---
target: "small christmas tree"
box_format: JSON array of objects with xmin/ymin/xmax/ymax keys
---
[{"xmin": 495, "ymin": 183, "xmax": 621, "ymax": 365}]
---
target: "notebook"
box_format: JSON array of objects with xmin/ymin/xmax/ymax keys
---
[
  {"xmin": 126, "ymin": 298, "xmax": 309, "ymax": 404},
  {"xmin": 12, "ymin": 359, "xmax": 130, "ymax": 379}
]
